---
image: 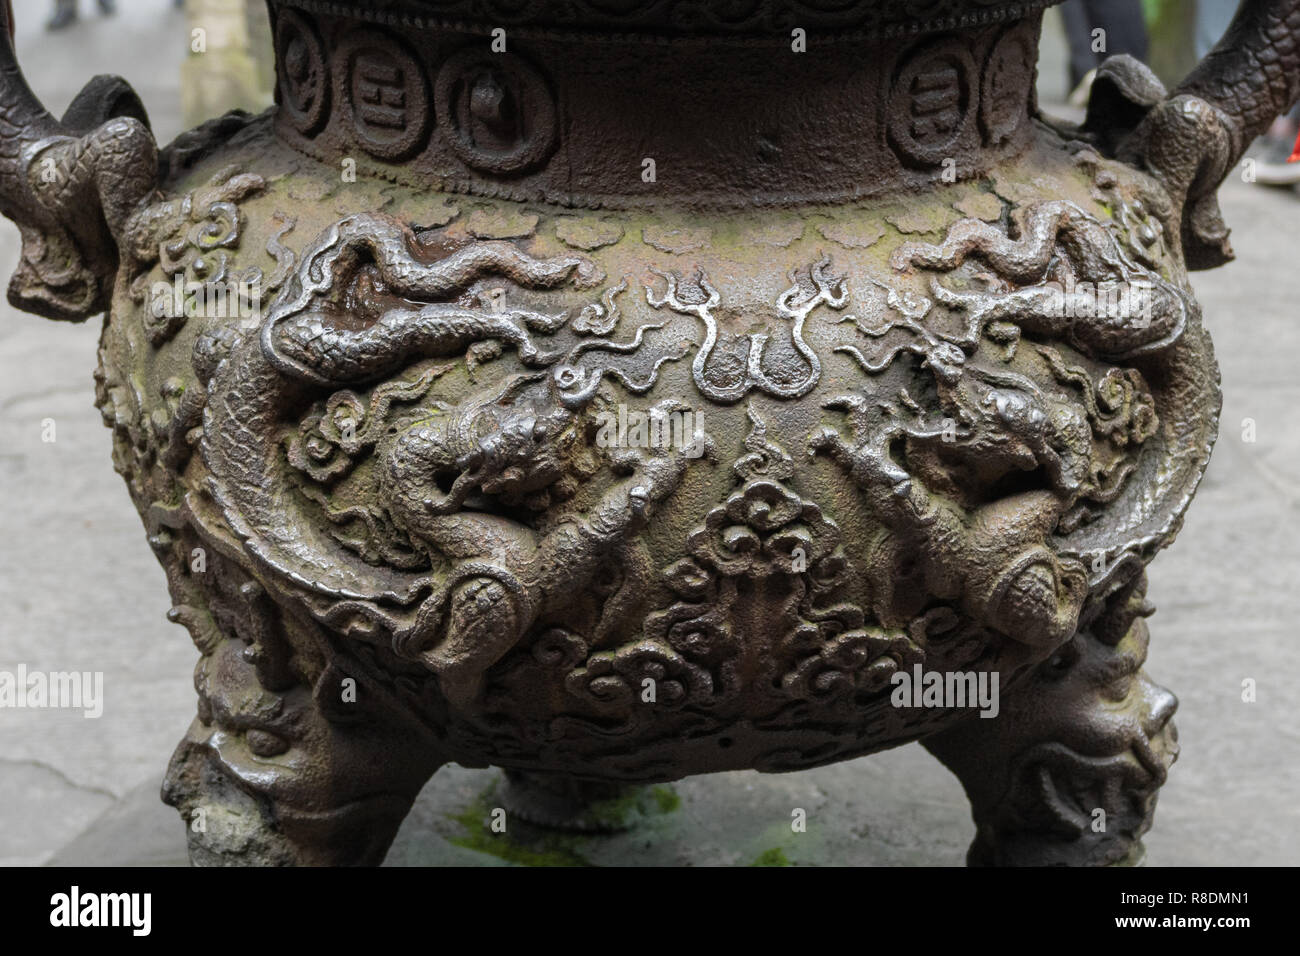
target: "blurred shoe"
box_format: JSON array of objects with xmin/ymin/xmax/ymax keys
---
[
  {"xmin": 1250, "ymin": 114, "xmax": 1300, "ymax": 186},
  {"xmin": 98, "ymin": 0, "xmax": 115, "ymax": 14},
  {"xmin": 46, "ymin": 1, "xmax": 77, "ymax": 31},
  {"xmin": 1253, "ymin": 160, "xmax": 1300, "ymax": 186}
]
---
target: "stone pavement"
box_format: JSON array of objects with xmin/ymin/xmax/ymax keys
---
[{"xmin": 1, "ymin": 4, "xmax": 1298, "ymax": 866}]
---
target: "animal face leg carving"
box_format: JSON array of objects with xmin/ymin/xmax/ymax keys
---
[{"xmin": 922, "ymin": 573, "xmax": 1178, "ymax": 866}]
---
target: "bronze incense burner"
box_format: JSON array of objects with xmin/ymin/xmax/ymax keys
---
[{"xmin": 3, "ymin": 0, "xmax": 1297, "ymax": 865}]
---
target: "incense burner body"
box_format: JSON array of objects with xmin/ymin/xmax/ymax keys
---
[{"xmin": 3, "ymin": 0, "xmax": 1297, "ymax": 865}]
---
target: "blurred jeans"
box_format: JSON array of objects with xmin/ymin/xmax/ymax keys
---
[{"xmin": 1062, "ymin": 0, "xmax": 1149, "ymax": 89}]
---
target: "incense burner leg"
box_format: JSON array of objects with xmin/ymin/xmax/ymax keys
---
[
  {"xmin": 499, "ymin": 770, "xmax": 653, "ymax": 833},
  {"xmin": 922, "ymin": 574, "xmax": 1179, "ymax": 867},
  {"xmin": 161, "ymin": 632, "xmax": 442, "ymax": 866}
]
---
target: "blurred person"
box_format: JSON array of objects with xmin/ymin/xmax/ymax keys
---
[
  {"xmin": 1196, "ymin": 0, "xmax": 1237, "ymax": 59},
  {"xmin": 1196, "ymin": 1, "xmax": 1300, "ymax": 186},
  {"xmin": 46, "ymin": 0, "xmax": 116, "ymax": 32},
  {"xmin": 1246, "ymin": 105, "xmax": 1300, "ymax": 186},
  {"xmin": 1061, "ymin": 0, "xmax": 1149, "ymax": 106}
]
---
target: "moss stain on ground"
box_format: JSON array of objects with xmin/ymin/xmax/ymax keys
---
[
  {"xmin": 576, "ymin": 784, "xmax": 683, "ymax": 831},
  {"xmin": 447, "ymin": 783, "xmax": 592, "ymax": 867},
  {"xmin": 741, "ymin": 817, "xmax": 828, "ymax": 867},
  {"xmin": 652, "ymin": 785, "xmax": 681, "ymax": 813},
  {"xmin": 445, "ymin": 780, "xmax": 683, "ymax": 867}
]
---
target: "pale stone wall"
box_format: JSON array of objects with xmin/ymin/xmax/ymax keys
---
[{"xmin": 180, "ymin": 0, "xmax": 274, "ymax": 129}]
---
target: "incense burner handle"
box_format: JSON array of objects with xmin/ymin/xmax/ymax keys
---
[
  {"xmin": 1083, "ymin": 0, "xmax": 1300, "ymax": 269},
  {"xmin": 0, "ymin": 0, "xmax": 158, "ymax": 321}
]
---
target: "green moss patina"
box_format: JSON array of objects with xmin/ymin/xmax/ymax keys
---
[
  {"xmin": 749, "ymin": 847, "xmax": 793, "ymax": 867},
  {"xmin": 446, "ymin": 780, "xmax": 681, "ymax": 866},
  {"xmin": 447, "ymin": 784, "xmax": 592, "ymax": 867},
  {"xmin": 574, "ymin": 784, "xmax": 682, "ymax": 831}
]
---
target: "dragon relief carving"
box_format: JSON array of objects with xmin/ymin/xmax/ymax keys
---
[
  {"xmin": 94, "ymin": 184, "xmax": 296, "ymax": 507},
  {"xmin": 200, "ymin": 211, "xmax": 712, "ymax": 709},
  {"xmin": 194, "ymin": 193, "xmax": 1197, "ymax": 726},
  {"xmin": 889, "ymin": 199, "xmax": 1192, "ymax": 362},
  {"xmin": 811, "ymin": 395, "xmax": 1092, "ymax": 651},
  {"xmin": 809, "ymin": 197, "xmax": 1195, "ymax": 643}
]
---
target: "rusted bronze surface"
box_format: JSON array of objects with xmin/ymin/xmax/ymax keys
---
[{"xmin": 3, "ymin": 0, "xmax": 1298, "ymax": 865}]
